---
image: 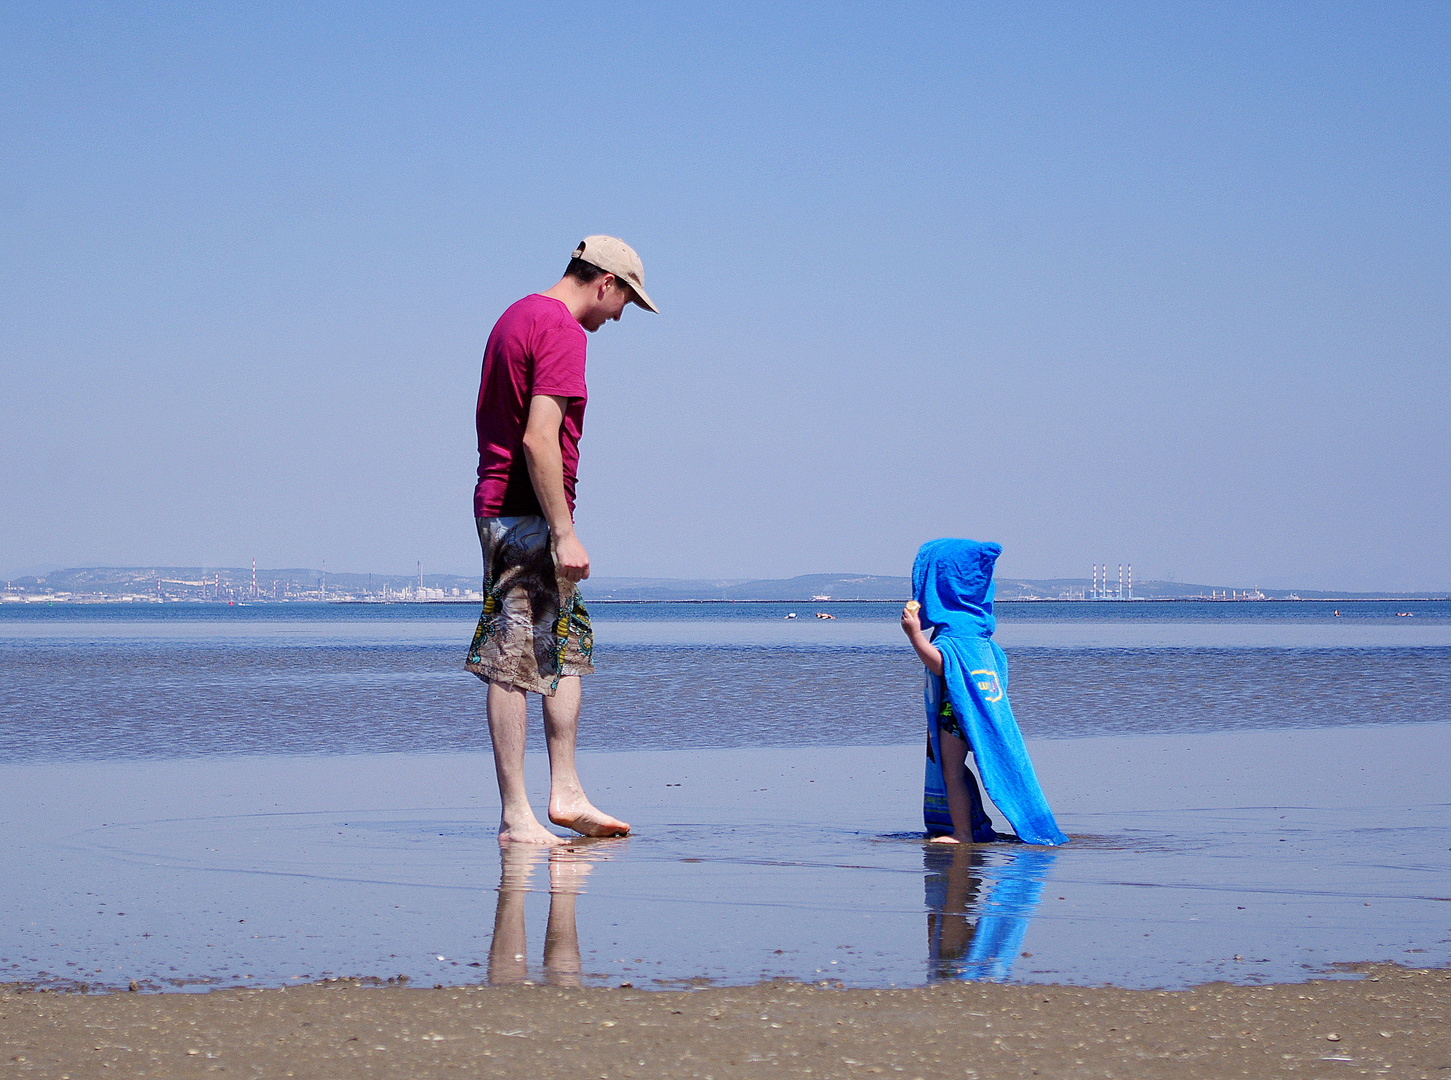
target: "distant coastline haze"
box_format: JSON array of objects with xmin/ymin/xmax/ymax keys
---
[
  {"xmin": 2, "ymin": 5, "xmax": 1447, "ymax": 592},
  {"xmin": 3, "ymin": 566, "xmax": 1446, "ymax": 605}
]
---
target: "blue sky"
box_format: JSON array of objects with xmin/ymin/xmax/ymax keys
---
[{"xmin": 3, "ymin": 2, "xmax": 1447, "ymax": 590}]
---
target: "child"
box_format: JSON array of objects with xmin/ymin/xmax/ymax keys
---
[{"xmin": 901, "ymin": 538, "xmax": 1068, "ymax": 846}]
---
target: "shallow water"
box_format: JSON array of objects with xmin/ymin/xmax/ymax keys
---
[
  {"xmin": 5, "ymin": 599, "xmax": 1451, "ymax": 649},
  {"xmin": 1, "ymin": 726, "xmax": 1447, "ymax": 993},
  {"xmin": 4, "ymin": 641, "xmax": 1449, "ymax": 758},
  {"xmin": 3, "ymin": 605, "xmax": 1449, "ymax": 760},
  {"xmin": 1, "ymin": 604, "xmax": 1448, "ymax": 992}
]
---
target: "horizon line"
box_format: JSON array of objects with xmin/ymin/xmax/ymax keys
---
[{"xmin": 3, "ymin": 564, "xmax": 1448, "ymax": 599}]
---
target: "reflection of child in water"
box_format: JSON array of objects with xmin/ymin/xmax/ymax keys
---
[
  {"xmin": 925, "ymin": 845, "xmax": 986, "ymax": 978},
  {"xmin": 901, "ymin": 599, "xmax": 982, "ymax": 844}
]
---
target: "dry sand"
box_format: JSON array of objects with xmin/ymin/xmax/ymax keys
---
[{"xmin": 3, "ymin": 964, "xmax": 1448, "ymax": 1078}]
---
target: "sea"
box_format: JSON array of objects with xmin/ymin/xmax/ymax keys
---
[{"xmin": 1, "ymin": 600, "xmax": 1448, "ymax": 992}]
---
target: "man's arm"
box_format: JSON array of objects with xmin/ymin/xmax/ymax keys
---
[{"xmin": 521, "ymin": 394, "xmax": 590, "ymax": 582}]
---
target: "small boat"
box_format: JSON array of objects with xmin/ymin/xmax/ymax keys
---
[{"xmin": 784, "ymin": 612, "xmax": 798, "ymax": 619}]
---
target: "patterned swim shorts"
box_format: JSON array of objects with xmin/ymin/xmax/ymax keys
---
[
  {"xmin": 464, "ymin": 516, "xmax": 594, "ymax": 695},
  {"xmin": 938, "ymin": 696, "xmax": 967, "ymax": 742}
]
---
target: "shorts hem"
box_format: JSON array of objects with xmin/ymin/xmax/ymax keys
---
[{"xmin": 466, "ymin": 659, "xmax": 594, "ymax": 696}]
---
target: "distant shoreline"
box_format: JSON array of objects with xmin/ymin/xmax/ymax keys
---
[
  {"xmin": 578, "ymin": 596, "xmax": 1451, "ymax": 605},
  {"xmin": 4, "ymin": 596, "xmax": 1448, "ymax": 607},
  {"xmin": 7, "ymin": 568, "xmax": 1447, "ymax": 605}
]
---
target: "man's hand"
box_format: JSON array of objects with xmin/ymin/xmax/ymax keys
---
[
  {"xmin": 552, "ymin": 532, "xmax": 591, "ymax": 582},
  {"xmin": 522, "ymin": 394, "xmax": 591, "ymax": 583}
]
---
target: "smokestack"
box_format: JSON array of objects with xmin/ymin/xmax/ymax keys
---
[
  {"xmin": 1127, "ymin": 563, "xmax": 1133, "ymax": 599},
  {"xmin": 252, "ymin": 558, "xmax": 257, "ymax": 599},
  {"xmin": 1118, "ymin": 563, "xmax": 1123, "ymax": 600}
]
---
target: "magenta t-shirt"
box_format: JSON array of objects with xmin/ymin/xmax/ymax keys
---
[{"xmin": 473, "ymin": 294, "xmax": 588, "ymax": 519}]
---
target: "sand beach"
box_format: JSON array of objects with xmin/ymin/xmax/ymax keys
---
[{"xmin": 5, "ymin": 963, "xmax": 1450, "ymax": 1078}]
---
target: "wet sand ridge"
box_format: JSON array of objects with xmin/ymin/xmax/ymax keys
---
[{"xmin": 4, "ymin": 963, "xmax": 1449, "ymax": 1079}]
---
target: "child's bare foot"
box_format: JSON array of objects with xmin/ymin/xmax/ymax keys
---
[
  {"xmin": 549, "ymin": 799, "xmax": 630, "ymax": 838},
  {"xmin": 929, "ymin": 833, "xmax": 967, "ymax": 845},
  {"xmin": 498, "ymin": 820, "xmax": 568, "ymax": 845}
]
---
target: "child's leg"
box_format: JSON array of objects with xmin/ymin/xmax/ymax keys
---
[{"xmin": 932, "ymin": 726, "xmax": 976, "ymax": 844}]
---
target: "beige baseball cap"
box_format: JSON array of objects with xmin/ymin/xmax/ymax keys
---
[{"xmin": 572, "ymin": 235, "xmax": 659, "ymax": 313}]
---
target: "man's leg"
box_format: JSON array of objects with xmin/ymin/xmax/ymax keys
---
[
  {"xmin": 487, "ymin": 679, "xmax": 567, "ymax": 845},
  {"xmin": 542, "ymin": 675, "xmax": 631, "ymax": 837}
]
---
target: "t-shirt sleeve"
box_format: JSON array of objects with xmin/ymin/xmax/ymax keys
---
[{"xmin": 529, "ymin": 320, "xmax": 587, "ymax": 399}]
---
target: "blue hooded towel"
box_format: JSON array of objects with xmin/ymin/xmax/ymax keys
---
[{"xmin": 915, "ymin": 538, "xmax": 1069, "ymax": 846}]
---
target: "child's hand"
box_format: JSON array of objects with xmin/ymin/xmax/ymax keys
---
[{"xmin": 902, "ymin": 601, "xmax": 944, "ymax": 674}]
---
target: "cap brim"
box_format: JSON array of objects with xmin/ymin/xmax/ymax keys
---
[{"xmin": 628, "ymin": 284, "xmax": 660, "ymax": 314}]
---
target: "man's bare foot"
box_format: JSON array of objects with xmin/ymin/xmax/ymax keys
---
[
  {"xmin": 498, "ymin": 820, "xmax": 568, "ymax": 845},
  {"xmin": 549, "ymin": 799, "xmax": 630, "ymax": 838},
  {"xmin": 929, "ymin": 833, "xmax": 967, "ymax": 845}
]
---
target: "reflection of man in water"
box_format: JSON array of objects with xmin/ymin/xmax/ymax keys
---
[{"xmin": 488, "ymin": 845, "xmax": 595, "ymax": 987}]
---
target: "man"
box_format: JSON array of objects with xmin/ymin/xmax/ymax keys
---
[{"xmin": 466, "ymin": 236, "xmax": 658, "ymax": 844}]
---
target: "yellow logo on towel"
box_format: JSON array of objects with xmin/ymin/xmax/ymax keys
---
[{"xmin": 970, "ymin": 669, "xmax": 1004, "ymax": 703}]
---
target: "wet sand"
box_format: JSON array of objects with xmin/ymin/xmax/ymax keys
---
[{"xmin": 4, "ymin": 963, "xmax": 1448, "ymax": 1078}]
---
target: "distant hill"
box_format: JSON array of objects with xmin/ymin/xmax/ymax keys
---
[
  {"xmin": 3, "ymin": 567, "xmax": 1445, "ymax": 603},
  {"xmin": 2, "ymin": 566, "xmax": 478, "ymax": 602},
  {"xmin": 992, "ymin": 579, "xmax": 1449, "ymax": 601},
  {"xmin": 582, "ymin": 574, "xmax": 1447, "ymax": 602},
  {"xmin": 582, "ymin": 574, "xmax": 910, "ymax": 601}
]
